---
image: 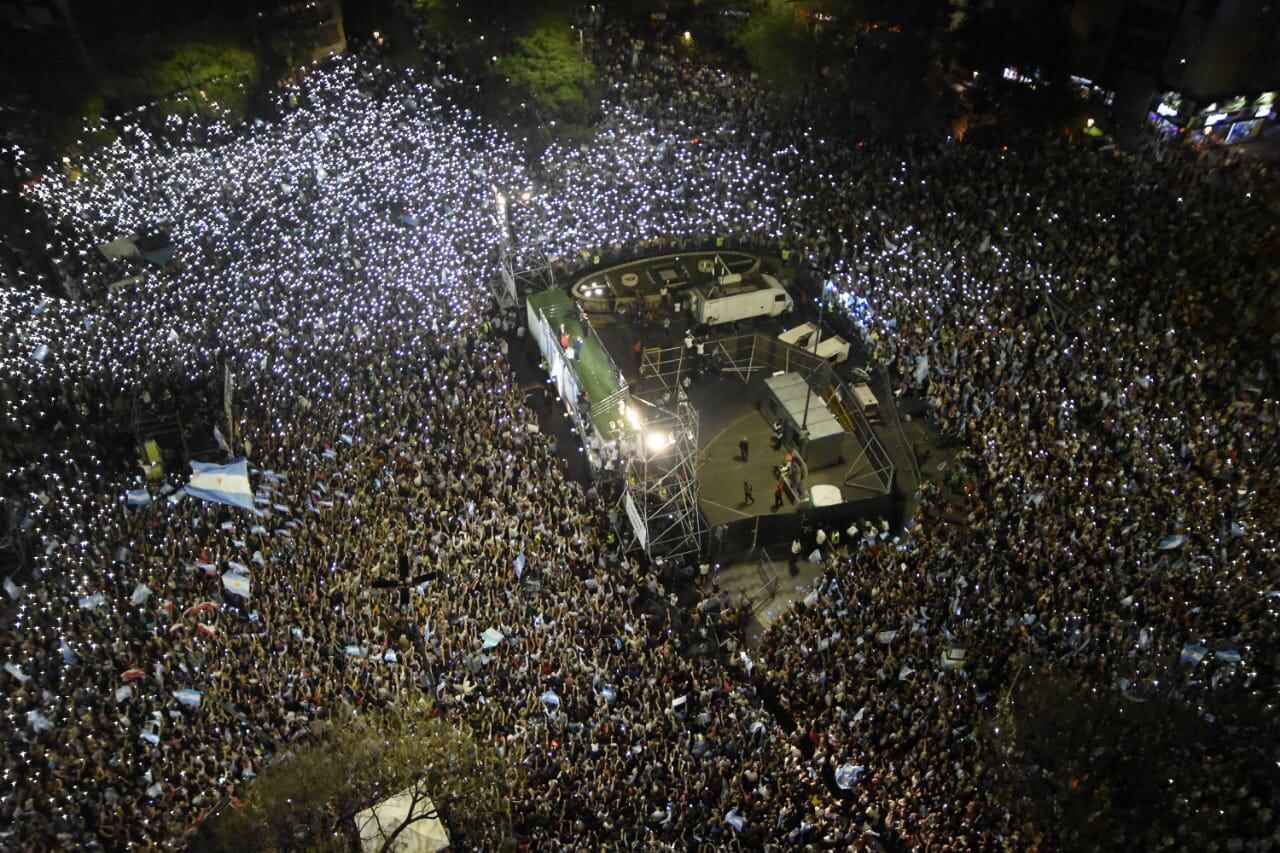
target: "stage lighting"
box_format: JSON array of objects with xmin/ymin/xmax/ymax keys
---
[
  {"xmin": 645, "ymin": 430, "xmax": 670, "ymax": 452},
  {"xmin": 625, "ymin": 405, "xmax": 643, "ymax": 430}
]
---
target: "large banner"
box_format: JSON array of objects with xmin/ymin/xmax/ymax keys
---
[{"xmin": 624, "ymin": 490, "xmax": 647, "ymax": 550}]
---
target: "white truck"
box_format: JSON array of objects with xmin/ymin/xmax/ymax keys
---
[{"xmin": 687, "ymin": 273, "xmax": 793, "ymax": 326}]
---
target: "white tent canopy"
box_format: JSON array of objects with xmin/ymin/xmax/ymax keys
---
[{"xmin": 355, "ymin": 787, "xmax": 450, "ymax": 853}]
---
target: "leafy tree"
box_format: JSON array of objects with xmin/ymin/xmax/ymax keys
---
[
  {"xmin": 982, "ymin": 663, "xmax": 1277, "ymax": 850},
  {"xmin": 147, "ymin": 41, "xmax": 260, "ymax": 119},
  {"xmin": 211, "ymin": 700, "xmax": 511, "ymax": 851},
  {"xmin": 732, "ymin": 0, "xmax": 950, "ymax": 132},
  {"xmin": 732, "ymin": 0, "xmax": 818, "ymax": 101},
  {"xmin": 414, "ymin": 0, "xmax": 562, "ymax": 49},
  {"xmin": 493, "ymin": 20, "xmax": 601, "ymax": 148}
]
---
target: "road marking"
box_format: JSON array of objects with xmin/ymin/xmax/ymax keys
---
[{"xmin": 702, "ymin": 408, "xmax": 766, "ymax": 453}]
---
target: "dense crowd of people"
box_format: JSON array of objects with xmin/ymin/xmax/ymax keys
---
[{"xmin": 1, "ymin": 11, "xmax": 1277, "ymax": 851}]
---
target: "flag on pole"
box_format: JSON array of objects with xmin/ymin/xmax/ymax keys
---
[
  {"xmin": 126, "ymin": 488, "xmax": 152, "ymax": 506},
  {"xmin": 173, "ymin": 689, "xmax": 202, "ymax": 707},
  {"xmin": 213, "ymin": 424, "xmax": 232, "ymax": 454},
  {"xmin": 187, "ymin": 458, "xmax": 254, "ymax": 511}
]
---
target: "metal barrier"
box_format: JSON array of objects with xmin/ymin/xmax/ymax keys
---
[
  {"xmin": 875, "ymin": 361, "xmax": 921, "ymax": 490},
  {"xmin": 752, "ymin": 548, "xmax": 781, "ymax": 613},
  {"xmin": 591, "ymin": 385, "xmax": 629, "ymax": 434}
]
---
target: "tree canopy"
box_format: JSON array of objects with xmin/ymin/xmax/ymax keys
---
[
  {"xmin": 147, "ymin": 41, "xmax": 260, "ymax": 119},
  {"xmin": 730, "ymin": 0, "xmax": 949, "ymax": 131},
  {"xmin": 493, "ymin": 20, "xmax": 601, "ymax": 148},
  {"xmin": 211, "ymin": 701, "xmax": 511, "ymax": 851},
  {"xmin": 732, "ymin": 0, "xmax": 818, "ymax": 101},
  {"xmin": 982, "ymin": 664, "xmax": 1277, "ymax": 850}
]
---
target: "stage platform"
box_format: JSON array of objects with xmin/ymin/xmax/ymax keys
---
[
  {"xmin": 547, "ymin": 268, "xmax": 922, "ymax": 559},
  {"xmin": 584, "ymin": 309, "xmax": 914, "ymax": 546},
  {"xmin": 686, "ymin": 372, "xmax": 898, "ymax": 533},
  {"xmin": 697, "ymin": 406, "xmax": 863, "ymax": 527}
]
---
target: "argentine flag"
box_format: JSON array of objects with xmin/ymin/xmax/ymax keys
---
[
  {"xmin": 835, "ymin": 763, "xmax": 864, "ymax": 789},
  {"xmin": 221, "ymin": 571, "xmax": 251, "ymax": 598},
  {"xmin": 187, "ymin": 458, "xmax": 254, "ymax": 511}
]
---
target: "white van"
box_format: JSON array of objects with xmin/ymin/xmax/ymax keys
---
[{"xmin": 688, "ymin": 273, "xmax": 793, "ymax": 326}]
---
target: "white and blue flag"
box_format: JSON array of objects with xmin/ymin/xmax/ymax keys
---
[
  {"xmin": 187, "ymin": 458, "xmax": 254, "ymax": 511},
  {"xmin": 221, "ymin": 571, "xmax": 251, "ymax": 598},
  {"xmin": 1180, "ymin": 643, "xmax": 1208, "ymax": 665},
  {"xmin": 835, "ymin": 764, "xmax": 864, "ymax": 789}
]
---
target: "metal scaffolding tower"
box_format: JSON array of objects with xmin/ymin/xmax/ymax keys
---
[
  {"xmin": 615, "ymin": 396, "xmax": 706, "ymax": 565},
  {"xmin": 490, "ymin": 185, "xmax": 557, "ymax": 309}
]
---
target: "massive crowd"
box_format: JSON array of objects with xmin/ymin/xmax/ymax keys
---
[{"xmin": 1, "ymin": 12, "xmax": 1277, "ymax": 852}]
